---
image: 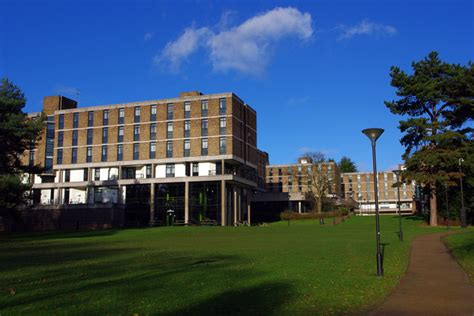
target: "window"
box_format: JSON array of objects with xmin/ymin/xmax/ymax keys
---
[
  {"xmin": 166, "ymin": 141, "xmax": 173, "ymax": 158},
  {"xmin": 87, "ymin": 129, "xmax": 93, "ymax": 145},
  {"xmin": 118, "ymin": 126, "xmax": 124, "ymax": 142},
  {"xmin": 192, "ymin": 163, "xmax": 199, "ymax": 176},
  {"xmin": 72, "ymin": 130, "xmax": 78, "ymax": 146},
  {"xmin": 86, "ymin": 147, "xmax": 92, "ymax": 163},
  {"xmin": 28, "ymin": 149, "xmax": 35, "ymax": 166},
  {"xmin": 219, "ymin": 137, "xmax": 226, "ymax": 154},
  {"xmin": 88, "ymin": 111, "xmax": 94, "ymax": 127},
  {"xmin": 71, "ymin": 148, "xmax": 77, "ymax": 164},
  {"xmin": 150, "ymin": 123, "xmax": 157, "ymax": 140},
  {"xmin": 167, "ymin": 122, "xmax": 173, "ymax": 139},
  {"xmin": 94, "ymin": 168, "xmax": 100, "ymax": 181},
  {"xmin": 146, "ymin": 165, "xmax": 152, "ymax": 178},
  {"xmin": 117, "ymin": 144, "xmax": 123, "ymax": 161},
  {"xmin": 83, "ymin": 168, "xmax": 88, "ymax": 181},
  {"xmin": 56, "ymin": 149, "xmax": 63, "ymax": 164},
  {"xmin": 184, "ymin": 120, "xmax": 190, "ymax": 137},
  {"xmin": 118, "ymin": 108, "xmax": 125, "ymax": 124},
  {"xmin": 166, "ymin": 164, "xmax": 175, "ymax": 177},
  {"xmin": 102, "ymin": 127, "xmax": 108, "ymax": 143},
  {"xmin": 133, "ymin": 143, "xmax": 139, "ymax": 160},
  {"xmin": 219, "ymin": 98, "xmax": 226, "ymax": 115},
  {"xmin": 150, "ymin": 105, "xmax": 157, "ymax": 121},
  {"xmin": 57, "ymin": 131, "xmax": 64, "ymax": 147},
  {"xmin": 201, "ymin": 100, "xmax": 208, "ymax": 117},
  {"xmin": 101, "ymin": 145, "xmax": 107, "ymax": 162},
  {"xmin": 167, "ymin": 103, "xmax": 173, "ymax": 120},
  {"xmin": 150, "ymin": 142, "xmax": 156, "ymax": 159},
  {"xmin": 219, "ymin": 117, "xmax": 226, "ymax": 134},
  {"xmin": 73, "ymin": 112, "xmax": 79, "ymax": 128},
  {"xmin": 103, "ymin": 110, "xmax": 109, "ymax": 125},
  {"xmin": 64, "ymin": 169, "xmax": 70, "ymax": 182},
  {"xmin": 201, "ymin": 138, "xmax": 208, "ymax": 156},
  {"xmin": 184, "ymin": 101, "xmax": 191, "ymax": 118},
  {"xmin": 184, "ymin": 139, "xmax": 190, "ymax": 157},
  {"xmin": 201, "ymin": 119, "xmax": 208, "ymax": 136},
  {"xmin": 134, "ymin": 125, "xmax": 140, "ymax": 141},
  {"xmin": 134, "ymin": 106, "xmax": 141, "ymax": 123},
  {"xmin": 58, "ymin": 114, "xmax": 64, "ymax": 129}
]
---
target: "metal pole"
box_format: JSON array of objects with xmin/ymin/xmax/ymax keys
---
[
  {"xmin": 459, "ymin": 158, "xmax": 466, "ymax": 228},
  {"xmin": 371, "ymin": 141, "xmax": 383, "ymax": 276},
  {"xmin": 445, "ymin": 183, "xmax": 450, "ymax": 230},
  {"xmin": 396, "ymin": 174, "xmax": 403, "ymax": 241}
]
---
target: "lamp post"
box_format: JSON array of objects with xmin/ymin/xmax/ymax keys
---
[
  {"xmin": 392, "ymin": 169, "xmax": 404, "ymax": 241},
  {"xmin": 459, "ymin": 158, "xmax": 466, "ymax": 228},
  {"xmin": 444, "ymin": 182, "xmax": 450, "ymax": 230},
  {"xmin": 362, "ymin": 128, "xmax": 384, "ymax": 277}
]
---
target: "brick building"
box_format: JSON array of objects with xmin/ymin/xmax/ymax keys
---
[
  {"xmin": 23, "ymin": 91, "xmax": 268, "ymax": 226},
  {"xmin": 340, "ymin": 170, "xmax": 416, "ymax": 215}
]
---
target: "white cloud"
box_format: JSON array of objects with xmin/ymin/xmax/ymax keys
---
[
  {"xmin": 154, "ymin": 27, "xmax": 210, "ymax": 73},
  {"xmin": 154, "ymin": 7, "xmax": 313, "ymax": 75},
  {"xmin": 338, "ymin": 19, "xmax": 397, "ymax": 40},
  {"xmin": 144, "ymin": 32, "xmax": 154, "ymax": 41}
]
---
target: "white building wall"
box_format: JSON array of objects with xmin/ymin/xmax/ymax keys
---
[
  {"xmin": 199, "ymin": 162, "xmax": 216, "ymax": 176},
  {"xmin": 110, "ymin": 168, "xmax": 119, "ymax": 180},
  {"xmin": 34, "ymin": 175, "xmax": 42, "ymax": 184},
  {"xmin": 136, "ymin": 166, "xmax": 146, "ymax": 179},
  {"xmin": 156, "ymin": 165, "xmax": 166, "ymax": 178},
  {"xmin": 175, "ymin": 164, "xmax": 186, "ymax": 177},
  {"xmin": 70, "ymin": 169, "xmax": 84, "ymax": 182},
  {"xmin": 99, "ymin": 168, "xmax": 109, "ymax": 181}
]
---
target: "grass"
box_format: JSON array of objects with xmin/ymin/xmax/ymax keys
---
[
  {"xmin": 443, "ymin": 229, "xmax": 474, "ymax": 282},
  {"xmin": 0, "ymin": 216, "xmax": 444, "ymax": 315}
]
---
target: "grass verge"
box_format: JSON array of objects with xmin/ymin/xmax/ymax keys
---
[{"xmin": 443, "ymin": 229, "xmax": 474, "ymax": 282}]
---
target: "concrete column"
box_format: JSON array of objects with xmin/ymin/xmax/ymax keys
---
[
  {"xmin": 185, "ymin": 181, "xmax": 189, "ymax": 225},
  {"xmin": 233, "ymin": 186, "xmax": 237, "ymax": 226},
  {"xmin": 247, "ymin": 200, "xmax": 251, "ymax": 225},
  {"xmin": 221, "ymin": 180, "xmax": 226, "ymax": 226},
  {"xmin": 298, "ymin": 201, "xmax": 302, "ymax": 214},
  {"xmin": 118, "ymin": 166, "xmax": 122, "ymax": 180},
  {"xmin": 58, "ymin": 170, "xmax": 63, "ymax": 204},
  {"xmin": 149, "ymin": 183, "xmax": 155, "ymax": 226},
  {"xmin": 237, "ymin": 188, "xmax": 241, "ymax": 222},
  {"xmin": 151, "ymin": 164, "xmax": 155, "ymax": 178}
]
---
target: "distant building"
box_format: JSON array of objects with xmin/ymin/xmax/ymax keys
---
[{"xmin": 340, "ymin": 168, "xmax": 416, "ymax": 215}]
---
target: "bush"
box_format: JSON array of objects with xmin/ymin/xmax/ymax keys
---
[{"xmin": 280, "ymin": 210, "xmax": 349, "ymax": 221}]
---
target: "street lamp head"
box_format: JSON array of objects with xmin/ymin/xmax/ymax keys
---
[
  {"xmin": 362, "ymin": 128, "xmax": 384, "ymax": 143},
  {"xmin": 459, "ymin": 158, "xmax": 464, "ymax": 165}
]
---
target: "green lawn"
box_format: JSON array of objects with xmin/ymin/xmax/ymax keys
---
[
  {"xmin": 443, "ymin": 229, "xmax": 474, "ymax": 282},
  {"xmin": 0, "ymin": 216, "xmax": 444, "ymax": 315}
]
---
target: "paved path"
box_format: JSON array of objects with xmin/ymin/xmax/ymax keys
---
[{"xmin": 371, "ymin": 232, "xmax": 474, "ymax": 316}]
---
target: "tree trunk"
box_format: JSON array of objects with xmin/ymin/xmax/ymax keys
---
[
  {"xmin": 429, "ymin": 183, "xmax": 438, "ymax": 226},
  {"xmin": 317, "ymin": 198, "xmax": 322, "ymax": 214}
]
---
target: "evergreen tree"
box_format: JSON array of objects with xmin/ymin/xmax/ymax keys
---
[
  {"xmin": 385, "ymin": 52, "xmax": 473, "ymax": 226},
  {"xmin": 0, "ymin": 78, "xmax": 43, "ymax": 213},
  {"xmin": 338, "ymin": 156, "xmax": 358, "ymax": 173}
]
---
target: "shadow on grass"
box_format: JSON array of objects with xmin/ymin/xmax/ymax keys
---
[
  {"xmin": 164, "ymin": 282, "xmax": 295, "ymax": 316},
  {"xmin": 0, "ymin": 235, "xmax": 298, "ymax": 315},
  {"xmin": 1, "ymin": 228, "xmax": 120, "ymax": 241}
]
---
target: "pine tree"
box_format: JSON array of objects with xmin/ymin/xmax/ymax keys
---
[{"xmin": 385, "ymin": 52, "xmax": 473, "ymax": 226}]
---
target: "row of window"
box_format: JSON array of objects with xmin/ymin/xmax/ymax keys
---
[
  {"xmin": 57, "ymin": 118, "xmax": 228, "ymax": 147},
  {"xmin": 56, "ymin": 138, "xmax": 227, "ymax": 164},
  {"xmin": 59, "ymin": 99, "xmax": 227, "ymax": 129}
]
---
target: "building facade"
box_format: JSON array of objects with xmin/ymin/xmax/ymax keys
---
[
  {"xmin": 23, "ymin": 91, "xmax": 268, "ymax": 226},
  {"xmin": 340, "ymin": 170, "xmax": 416, "ymax": 215},
  {"xmin": 252, "ymin": 157, "xmax": 340, "ymax": 215}
]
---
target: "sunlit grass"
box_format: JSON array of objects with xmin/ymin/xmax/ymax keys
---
[{"xmin": 0, "ymin": 216, "xmax": 444, "ymax": 315}]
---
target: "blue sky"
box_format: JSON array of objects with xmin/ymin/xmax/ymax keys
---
[{"xmin": 1, "ymin": 0, "xmax": 473, "ymax": 171}]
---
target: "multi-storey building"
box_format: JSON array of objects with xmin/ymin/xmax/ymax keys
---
[
  {"xmin": 23, "ymin": 91, "xmax": 268, "ymax": 226},
  {"xmin": 252, "ymin": 157, "xmax": 340, "ymax": 216},
  {"xmin": 340, "ymin": 170, "xmax": 416, "ymax": 215}
]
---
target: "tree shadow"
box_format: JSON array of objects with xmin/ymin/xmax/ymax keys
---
[{"xmin": 164, "ymin": 282, "xmax": 295, "ymax": 316}]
